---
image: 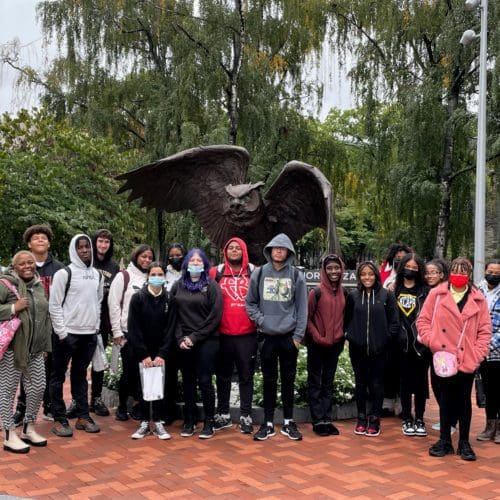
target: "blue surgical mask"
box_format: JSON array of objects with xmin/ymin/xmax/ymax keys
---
[
  {"xmin": 188, "ymin": 265, "xmax": 204, "ymax": 275},
  {"xmin": 148, "ymin": 276, "xmax": 166, "ymax": 287}
]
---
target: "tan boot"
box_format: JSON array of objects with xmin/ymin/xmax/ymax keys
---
[
  {"xmin": 21, "ymin": 422, "xmax": 47, "ymax": 447},
  {"xmin": 477, "ymin": 419, "xmax": 496, "ymax": 441},
  {"xmin": 4, "ymin": 428, "xmax": 30, "ymax": 454},
  {"xmin": 495, "ymin": 421, "xmax": 500, "ymax": 444}
]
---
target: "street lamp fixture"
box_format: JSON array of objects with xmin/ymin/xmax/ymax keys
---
[{"xmin": 460, "ymin": 0, "xmax": 488, "ymax": 283}]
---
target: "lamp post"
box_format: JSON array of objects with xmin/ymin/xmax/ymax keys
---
[{"xmin": 461, "ymin": 0, "xmax": 488, "ymax": 283}]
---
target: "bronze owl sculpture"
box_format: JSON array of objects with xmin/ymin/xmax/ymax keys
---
[{"xmin": 116, "ymin": 145, "xmax": 337, "ymax": 263}]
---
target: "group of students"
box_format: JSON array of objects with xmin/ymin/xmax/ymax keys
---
[{"xmin": 0, "ymin": 227, "xmax": 498, "ymax": 464}]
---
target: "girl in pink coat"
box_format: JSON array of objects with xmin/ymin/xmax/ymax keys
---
[{"xmin": 417, "ymin": 257, "xmax": 491, "ymax": 461}]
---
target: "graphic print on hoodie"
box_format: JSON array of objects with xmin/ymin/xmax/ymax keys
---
[{"xmin": 49, "ymin": 234, "xmax": 104, "ymax": 339}]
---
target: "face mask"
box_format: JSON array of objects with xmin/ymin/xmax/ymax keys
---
[
  {"xmin": 188, "ymin": 265, "xmax": 204, "ymax": 276},
  {"xmin": 393, "ymin": 259, "xmax": 401, "ymax": 270},
  {"xmin": 402, "ymin": 269, "xmax": 419, "ymax": 281},
  {"xmin": 485, "ymin": 274, "xmax": 500, "ymax": 287},
  {"xmin": 169, "ymin": 257, "xmax": 183, "ymax": 271},
  {"xmin": 449, "ymin": 274, "xmax": 469, "ymax": 288},
  {"xmin": 148, "ymin": 276, "xmax": 166, "ymax": 288}
]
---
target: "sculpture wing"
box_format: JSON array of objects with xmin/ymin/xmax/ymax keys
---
[
  {"xmin": 116, "ymin": 145, "xmax": 250, "ymax": 247},
  {"xmin": 264, "ymin": 161, "xmax": 336, "ymax": 249}
]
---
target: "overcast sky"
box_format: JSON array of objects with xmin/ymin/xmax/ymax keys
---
[{"xmin": 1, "ymin": 0, "xmax": 352, "ymax": 119}]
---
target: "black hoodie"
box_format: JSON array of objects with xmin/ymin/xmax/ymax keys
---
[{"xmin": 92, "ymin": 231, "xmax": 120, "ymax": 333}]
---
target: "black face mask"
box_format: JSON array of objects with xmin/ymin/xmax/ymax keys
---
[
  {"xmin": 168, "ymin": 257, "xmax": 183, "ymax": 271},
  {"xmin": 403, "ymin": 269, "xmax": 419, "ymax": 281},
  {"xmin": 485, "ymin": 274, "xmax": 500, "ymax": 287},
  {"xmin": 393, "ymin": 259, "xmax": 401, "ymax": 270}
]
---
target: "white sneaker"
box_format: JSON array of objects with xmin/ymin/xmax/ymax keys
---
[
  {"xmin": 131, "ymin": 421, "xmax": 150, "ymax": 439},
  {"xmin": 432, "ymin": 422, "xmax": 440, "ymax": 431},
  {"xmin": 153, "ymin": 422, "xmax": 171, "ymax": 440}
]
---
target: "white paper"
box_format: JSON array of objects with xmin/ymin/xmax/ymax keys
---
[{"xmin": 139, "ymin": 364, "xmax": 165, "ymax": 401}]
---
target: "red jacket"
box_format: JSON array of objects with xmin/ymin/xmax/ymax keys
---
[
  {"xmin": 209, "ymin": 237, "xmax": 256, "ymax": 335},
  {"xmin": 416, "ymin": 282, "xmax": 491, "ymax": 374},
  {"xmin": 306, "ymin": 256, "xmax": 346, "ymax": 347}
]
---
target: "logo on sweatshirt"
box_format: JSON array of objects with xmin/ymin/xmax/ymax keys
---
[{"xmin": 263, "ymin": 277, "xmax": 292, "ymax": 301}]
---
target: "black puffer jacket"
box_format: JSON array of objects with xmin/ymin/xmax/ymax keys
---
[{"xmin": 344, "ymin": 283, "xmax": 399, "ymax": 355}]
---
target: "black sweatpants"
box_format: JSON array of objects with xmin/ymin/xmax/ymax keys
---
[
  {"xmin": 479, "ymin": 359, "xmax": 500, "ymax": 420},
  {"xmin": 90, "ymin": 329, "xmax": 109, "ymax": 400},
  {"xmin": 399, "ymin": 348, "xmax": 430, "ymax": 421},
  {"xmin": 118, "ymin": 341, "xmax": 141, "ymax": 410},
  {"xmin": 349, "ymin": 343, "xmax": 386, "ymax": 418},
  {"xmin": 307, "ymin": 340, "xmax": 344, "ymax": 424},
  {"xmin": 216, "ymin": 332, "xmax": 257, "ymax": 417},
  {"xmin": 260, "ymin": 334, "xmax": 299, "ymax": 422},
  {"xmin": 50, "ymin": 333, "xmax": 97, "ymax": 421}
]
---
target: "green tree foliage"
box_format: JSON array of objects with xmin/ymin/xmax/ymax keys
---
[
  {"xmin": 0, "ymin": 109, "xmax": 146, "ymax": 263},
  {"xmin": 328, "ymin": 0, "xmax": 499, "ymax": 259}
]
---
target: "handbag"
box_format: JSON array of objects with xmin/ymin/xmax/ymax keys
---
[
  {"xmin": 0, "ymin": 279, "xmax": 23, "ymax": 360},
  {"xmin": 432, "ymin": 320, "xmax": 468, "ymax": 378}
]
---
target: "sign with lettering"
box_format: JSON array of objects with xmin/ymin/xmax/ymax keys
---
[{"xmin": 298, "ymin": 268, "xmax": 357, "ymax": 289}]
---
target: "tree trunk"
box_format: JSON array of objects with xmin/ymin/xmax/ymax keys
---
[
  {"xmin": 434, "ymin": 88, "xmax": 459, "ymax": 258},
  {"xmin": 227, "ymin": 0, "xmax": 246, "ymax": 145}
]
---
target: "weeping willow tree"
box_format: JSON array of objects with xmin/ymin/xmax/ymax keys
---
[
  {"xmin": 328, "ymin": 0, "xmax": 499, "ymax": 259},
  {"xmin": 20, "ymin": 0, "xmax": 337, "ymax": 254}
]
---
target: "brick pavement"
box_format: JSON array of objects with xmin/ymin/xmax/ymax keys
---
[{"xmin": 0, "ymin": 397, "xmax": 499, "ymax": 499}]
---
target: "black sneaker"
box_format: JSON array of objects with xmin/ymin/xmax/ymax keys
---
[
  {"xmin": 254, "ymin": 423, "xmax": 276, "ymax": 441},
  {"xmin": 239, "ymin": 415, "xmax": 253, "ymax": 434},
  {"xmin": 414, "ymin": 419, "xmax": 427, "ymax": 437},
  {"xmin": 326, "ymin": 423, "xmax": 340, "ymax": 436},
  {"xmin": 90, "ymin": 397, "xmax": 110, "ymax": 417},
  {"xmin": 180, "ymin": 422, "xmax": 195, "ymax": 437},
  {"xmin": 313, "ymin": 423, "xmax": 330, "ymax": 436},
  {"xmin": 199, "ymin": 419, "xmax": 215, "ymax": 439},
  {"xmin": 365, "ymin": 416, "xmax": 380, "ymax": 437},
  {"xmin": 213, "ymin": 414, "xmax": 232, "ymax": 431},
  {"xmin": 66, "ymin": 400, "xmax": 78, "ymax": 419},
  {"xmin": 429, "ymin": 439, "xmax": 454, "ymax": 457},
  {"xmin": 457, "ymin": 440, "xmax": 476, "ymax": 461},
  {"xmin": 402, "ymin": 419, "xmax": 415, "ymax": 436},
  {"xmin": 281, "ymin": 421, "xmax": 303, "ymax": 441},
  {"xmin": 115, "ymin": 406, "xmax": 129, "ymax": 421}
]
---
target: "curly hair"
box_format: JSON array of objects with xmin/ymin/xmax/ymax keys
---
[{"xmin": 23, "ymin": 224, "xmax": 54, "ymax": 244}]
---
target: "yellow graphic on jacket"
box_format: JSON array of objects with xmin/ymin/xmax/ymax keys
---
[
  {"xmin": 397, "ymin": 293, "xmax": 416, "ymax": 317},
  {"xmin": 263, "ymin": 277, "xmax": 292, "ymax": 301}
]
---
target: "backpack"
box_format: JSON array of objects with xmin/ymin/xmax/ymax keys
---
[
  {"xmin": 61, "ymin": 266, "xmax": 103, "ymax": 307},
  {"xmin": 214, "ymin": 263, "xmax": 255, "ymax": 282},
  {"xmin": 119, "ymin": 270, "xmax": 130, "ymax": 310}
]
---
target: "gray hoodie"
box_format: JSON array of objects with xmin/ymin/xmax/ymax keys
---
[
  {"xmin": 49, "ymin": 234, "xmax": 104, "ymax": 339},
  {"xmin": 245, "ymin": 233, "xmax": 308, "ymax": 342}
]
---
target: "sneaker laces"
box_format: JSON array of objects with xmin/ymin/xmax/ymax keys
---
[
  {"xmin": 138, "ymin": 421, "xmax": 150, "ymax": 432},
  {"xmin": 154, "ymin": 422, "xmax": 167, "ymax": 434},
  {"xmin": 240, "ymin": 415, "xmax": 252, "ymax": 426}
]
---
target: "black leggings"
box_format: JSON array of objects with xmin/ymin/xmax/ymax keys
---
[{"xmin": 438, "ymin": 371, "xmax": 474, "ymax": 442}]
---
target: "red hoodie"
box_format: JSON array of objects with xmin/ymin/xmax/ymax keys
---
[{"xmin": 209, "ymin": 237, "xmax": 256, "ymax": 335}]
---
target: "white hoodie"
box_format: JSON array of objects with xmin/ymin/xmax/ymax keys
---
[
  {"xmin": 49, "ymin": 234, "xmax": 104, "ymax": 340},
  {"xmin": 108, "ymin": 261, "xmax": 147, "ymax": 337}
]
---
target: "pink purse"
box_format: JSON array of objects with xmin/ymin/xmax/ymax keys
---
[
  {"xmin": 432, "ymin": 320, "xmax": 467, "ymax": 378},
  {"xmin": 433, "ymin": 350, "xmax": 458, "ymax": 377},
  {"xmin": 0, "ymin": 279, "xmax": 22, "ymax": 360}
]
